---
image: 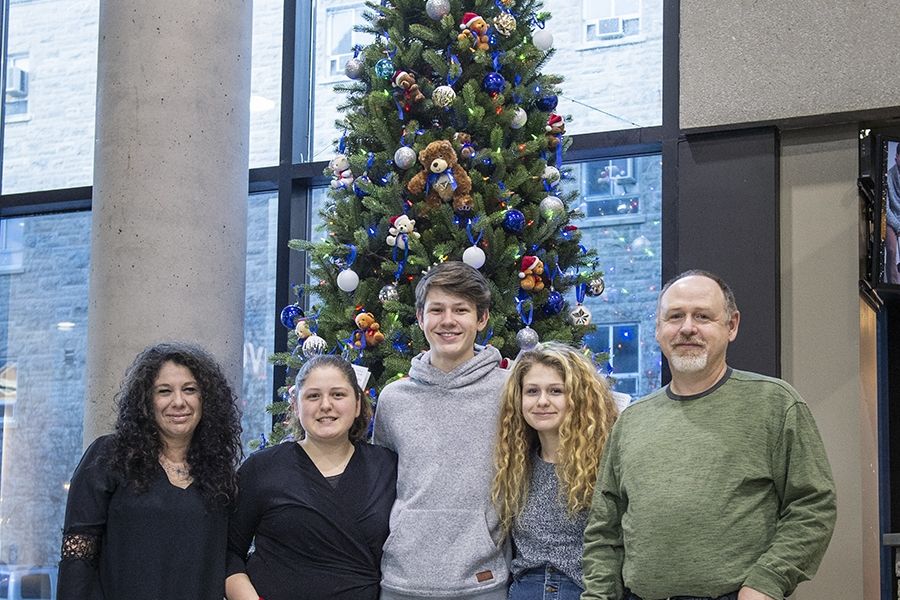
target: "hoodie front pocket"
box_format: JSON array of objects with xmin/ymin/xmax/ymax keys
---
[{"xmin": 381, "ymin": 508, "xmax": 506, "ymax": 593}]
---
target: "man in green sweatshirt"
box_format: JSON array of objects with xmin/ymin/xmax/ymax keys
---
[{"xmin": 581, "ymin": 270, "xmax": 836, "ymax": 600}]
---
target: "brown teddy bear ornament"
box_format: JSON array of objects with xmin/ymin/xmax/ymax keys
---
[
  {"xmin": 518, "ymin": 255, "xmax": 545, "ymax": 292},
  {"xmin": 353, "ymin": 312, "xmax": 385, "ymax": 349},
  {"xmin": 406, "ymin": 140, "xmax": 473, "ymax": 212}
]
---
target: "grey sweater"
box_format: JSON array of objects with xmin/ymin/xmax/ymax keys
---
[
  {"xmin": 374, "ymin": 345, "xmax": 510, "ymax": 598},
  {"xmin": 511, "ymin": 453, "xmax": 587, "ymax": 587}
]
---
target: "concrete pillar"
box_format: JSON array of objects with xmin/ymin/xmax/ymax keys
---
[{"xmin": 84, "ymin": 0, "xmax": 251, "ymax": 443}]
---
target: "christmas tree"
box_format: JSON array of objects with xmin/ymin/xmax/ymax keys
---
[{"xmin": 267, "ymin": 0, "xmax": 605, "ymax": 444}]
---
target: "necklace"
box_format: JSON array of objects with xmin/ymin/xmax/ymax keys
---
[{"xmin": 159, "ymin": 455, "xmax": 191, "ymax": 479}]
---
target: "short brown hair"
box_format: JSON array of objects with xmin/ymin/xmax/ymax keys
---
[{"xmin": 414, "ymin": 261, "xmax": 492, "ymax": 320}]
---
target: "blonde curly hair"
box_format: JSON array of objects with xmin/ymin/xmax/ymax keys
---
[{"xmin": 491, "ymin": 341, "xmax": 618, "ymax": 533}]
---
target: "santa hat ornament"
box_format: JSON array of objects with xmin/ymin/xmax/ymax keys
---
[
  {"xmin": 460, "ymin": 12, "xmax": 481, "ymax": 29},
  {"xmin": 519, "ymin": 255, "xmax": 538, "ymax": 278},
  {"xmin": 546, "ymin": 113, "xmax": 564, "ymax": 131}
]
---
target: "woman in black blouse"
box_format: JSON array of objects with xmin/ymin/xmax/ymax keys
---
[
  {"xmin": 58, "ymin": 342, "xmax": 242, "ymax": 600},
  {"xmin": 226, "ymin": 354, "xmax": 397, "ymax": 600}
]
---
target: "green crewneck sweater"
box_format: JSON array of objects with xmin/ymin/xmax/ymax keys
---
[{"xmin": 581, "ymin": 369, "xmax": 836, "ymax": 600}]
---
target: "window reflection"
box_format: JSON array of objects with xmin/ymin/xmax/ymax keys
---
[{"xmin": 0, "ymin": 212, "xmax": 91, "ymax": 570}]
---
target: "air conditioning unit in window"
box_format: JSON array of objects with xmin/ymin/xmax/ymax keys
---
[{"xmin": 5, "ymin": 67, "xmax": 28, "ymax": 98}]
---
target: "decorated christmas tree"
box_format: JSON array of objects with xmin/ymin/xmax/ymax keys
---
[{"xmin": 267, "ymin": 0, "xmax": 605, "ymax": 444}]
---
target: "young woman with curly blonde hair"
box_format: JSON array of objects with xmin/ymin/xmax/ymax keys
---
[{"xmin": 492, "ymin": 341, "xmax": 618, "ymax": 599}]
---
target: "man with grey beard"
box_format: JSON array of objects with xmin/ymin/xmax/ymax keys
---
[{"xmin": 581, "ymin": 270, "xmax": 836, "ymax": 600}]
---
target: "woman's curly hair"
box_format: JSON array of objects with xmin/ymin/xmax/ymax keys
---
[
  {"xmin": 491, "ymin": 342, "xmax": 618, "ymax": 533},
  {"xmin": 287, "ymin": 355, "xmax": 371, "ymax": 443},
  {"xmin": 108, "ymin": 342, "xmax": 242, "ymax": 506}
]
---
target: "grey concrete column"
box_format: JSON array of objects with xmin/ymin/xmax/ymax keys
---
[{"xmin": 84, "ymin": 0, "xmax": 251, "ymax": 443}]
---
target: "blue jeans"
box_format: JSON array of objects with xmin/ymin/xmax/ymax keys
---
[{"xmin": 508, "ymin": 566, "xmax": 583, "ymax": 600}]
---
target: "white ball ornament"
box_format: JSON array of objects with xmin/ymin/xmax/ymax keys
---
[
  {"xmin": 532, "ymin": 29, "xmax": 554, "ymax": 51},
  {"xmin": 432, "ymin": 85, "xmax": 456, "ymax": 108},
  {"xmin": 510, "ymin": 107, "xmax": 528, "ymax": 129},
  {"xmin": 425, "ymin": 0, "xmax": 450, "ymax": 20},
  {"xmin": 337, "ymin": 268, "xmax": 360, "ymax": 292},
  {"xmin": 462, "ymin": 246, "xmax": 486, "ymax": 269},
  {"xmin": 394, "ymin": 146, "xmax": 417, "ymax": 170}
]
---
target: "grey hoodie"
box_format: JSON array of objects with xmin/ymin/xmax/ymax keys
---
[{"xmin": 374, "ymin": 345, "xmax": 510, "ymax": 598}]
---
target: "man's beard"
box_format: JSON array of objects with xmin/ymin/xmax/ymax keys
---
[{"xmin": 668, "ymin": 341, "xmax": 708, "ymax": 373}]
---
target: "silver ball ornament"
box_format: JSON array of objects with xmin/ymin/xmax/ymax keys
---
[
  {"xmin": 394, "ymin": 146, "xmax": 417, "ymax": 170},
  {"xmin": 432, "ymin": 85, "xmax": 456, "ymax": 108},
  {"xmin": 542, "ymin": 165, "xmax": 560, "ymax": 184},
  {"xmin": 336, "ymin": 268, "xmax": 360, "ymax": 292},
  {"xmin": 493, "ymin": 12, "xmax": 517, "ymax": 36},
  {"xmin": 302, "ymin": 334, "xmax": 328, "ymax": 357},
  {"xmin": 379, "ymin": 284, "xmax": 400, "ymax": 303},
  {"xmin": 516, "ymin": 326, "xmax": 540, "ymax": 350},
  {"xmin": 344, "ymin": 58, "xmax": 364, "ymax": 80},
  {"xmin": 510, "ymin": 107, "xmax": 528, "ymax": 129},
  {"xmin": 425, "ymin": 0, "xmax": 450, "ymax": 20},
  {"xmin": 539, "ymin": 195, "xmax": 565, "ymax": 220},
  {"xmin": 586, "ymin": 277, "xmax": 606, "ymax": 297},
  {"xmin": 462, "ymin": 245, "xmax": 486, "ymax": 269},
  {"xmin": 532, "ymin": 29, "xmax": 554, "ymax": 51}
]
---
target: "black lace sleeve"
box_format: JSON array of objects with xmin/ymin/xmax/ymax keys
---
[{"xmin": 58, "ymin": 435, "xmax": 118, "ymax": 600}]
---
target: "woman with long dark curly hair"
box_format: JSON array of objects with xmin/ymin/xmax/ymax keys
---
[
  {"xmin": 492, "ymin": 342, "xmax": 618, "ymax": 600},
  {"xmin": 58, "ymin": 342, "xmax": 242, "ymax": 600}
]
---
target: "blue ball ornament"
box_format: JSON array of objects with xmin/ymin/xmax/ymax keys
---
[
  {"xmin": 483, "ymin": 72, "xmax": 506, "ymax": 94},
  {"xmin": 544, "ymin": 291, "xmax": 565, "ymax": 315},
  {"xmin": 502, "ymin": 209, "xmax": 526, "ymax": 234},
  {"xmin": 536, "ymin": 94, "xmax": 558, "ymax": 112},
  {"xmin": 280, "ymin": 304, "xmax": 304, "ymax": 329},
  {"xmin": 374, "ymin": 58, "xmax": 395, "ymax": 79}
]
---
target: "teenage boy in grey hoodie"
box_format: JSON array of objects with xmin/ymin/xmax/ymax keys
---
[{"xmin": 374, "ymin": 261, "xmax": 510, "ymax": 600}]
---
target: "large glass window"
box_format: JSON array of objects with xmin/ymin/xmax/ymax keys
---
[
  {"xmin": 311, "ymin": 1, "xmax": 376, "ymax": 160},
  {"xmin": 0, "ymin": 211, "xmax": 91, "ymax": 570},
  {"xmin": 2, "ymin": 0, "xmax": 100, "ymax": 193},
  {"xmin": 242, "ymin": 192, "xmax": 279, "ymax": 450},
  {"xmin": 567, "ymin": 153, "xmax": 662, "ymax": 398},
  {"xmin": 543, "ymin": 0, "xmax": 662, "ymax": 134},
  {"xmin": 249, "ymin": 0, "xmax": 284, "ymax": 168}
]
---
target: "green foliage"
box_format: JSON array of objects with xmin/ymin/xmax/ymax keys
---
[{"xmin": 269, "ymin": 0, "xmax": 606, "ymax": 445}]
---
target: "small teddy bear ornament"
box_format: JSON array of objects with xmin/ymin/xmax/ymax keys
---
[
  {"xmin": 386, "ymin": 214, "xmax": 421, "ymax": 250},
  {"xmin": 546, "ymin": 114, "xmax": 566, "ymax": 151},
  {"xmin": 353, "ymin": 312, "xmax": 385, "ymax": 349},
  {"xmin": 392, "ymin": 70, "xmax": 425, "ymax": 104},
  {"xmin": 519, "ymin": 255, "xmax": 546, "ymax": 292},
  {"xmin": 328, "ymin": 154, "xmax": 354, "ymax": 189},
  {"xmin": 458, "ymin": 12, "xmax": 490, "ymax": 51}
]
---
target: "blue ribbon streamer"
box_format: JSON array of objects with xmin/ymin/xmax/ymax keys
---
[
  {"xmin": 516, "ymin": 296, "xmax": 534, "ymax": 326},
  {"xmin": 466, "ymin": 218, "xmax": 483, "ymax": 245},
  {"xmin": 426, "ymin": 170, "xmax": 457, "ymax": 194},
  {"xmin": 445, "ymin": 51, "xmax": 462, "ymax": 86},
  {"xmin": 394, "ymin": 98, "xmax": 406, "ymax": 121},
  {"xmin": 338, "ymin": 132, "xmax": 347, "ymax": 155},
  {"xmin": 345, "ymin": 245, "xmax": 358, "ymax": 267},
  {"xmin": 576, "ymin": 282, "xmax": 587, "ymax": 304},
  {"xmin": 477, "ymin": 327, "xmax": 494, "ymax": 346}
]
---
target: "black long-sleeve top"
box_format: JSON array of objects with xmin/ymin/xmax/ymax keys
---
[
  {"xmin": 226, "ymin": 441, "xmax": 397, "ymax": 600},
  {"xmin": 57, "ymin": 435, "xmax": 228, "ymax": 600}
]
